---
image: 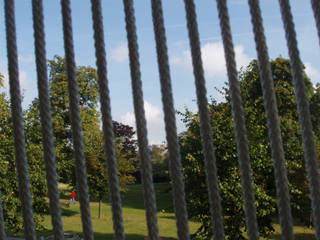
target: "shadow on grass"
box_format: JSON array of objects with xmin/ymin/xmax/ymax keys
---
[
  {"xmin": 120, "ymin": 195, "xmax": 174, "ymax": 212},
  {"xmin": 158, "ymin": 215, "xmax": 199, "ymax": 223},
  {"xmin": 19, "ymin": 229, "xmax": 180, "ymax": 240},
  {"xmin": 271, "ymin": 233, "xmax": 315, "ymax": 240},
  {"xmin": 61, "ymin": 207, "xmax": 78, "ymax": 217}
]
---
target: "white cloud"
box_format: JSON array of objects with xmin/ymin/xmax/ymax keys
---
[
  {"xmin": 0, "ymin": 59, "xmax": 35, "ymax": 92},
  {"xmin": 120, "ymin": 100, "xmax": 166, "ymax": 143},
  {"xmin": 171, "ymin": 41, "xmax": 251, "ymax": 80},
  {"xmin": 19, "ymin": 71, "xmax": 33, "ymax": 90},
  {"xmin": 111, "ymin": 43, "xmax": 128, "ymax": 62},
  {"xmin": 304, "ymin": 62, "xmax": 320, "ymax": 86},
  {"xmin": 144, "ymin": 101, "xmax": 163, "ymax": 125}
]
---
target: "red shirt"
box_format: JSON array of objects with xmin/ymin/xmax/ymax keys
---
[{"xmin": 71, "ymin": 191, "xmax": 76, "ymax": 199}]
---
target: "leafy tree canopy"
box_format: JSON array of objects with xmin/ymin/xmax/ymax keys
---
[
  {"xmin": 179, "ymin": 57, "xmax": 317, "ymax": 239},
  {"xmin": 0, "ymin": 75, "xmax": 48, "ymax": 234},
  {"xmin": 47, "ymin": 56, "xmax": 138, "ymax": 218}
]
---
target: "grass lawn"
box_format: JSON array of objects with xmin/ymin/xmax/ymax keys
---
[
  {"xmin": 7, "ymin": 182, "xmax": 316, "ymax": 239},
  {"xmin": 36, "ymin": 182, "xmax": 202, "ymax": 240}
]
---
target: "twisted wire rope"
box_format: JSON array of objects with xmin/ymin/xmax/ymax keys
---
[
  {"xmin": 123, "ymin": 1, "xmax": 161, "ymax": 239},
  {"xmin": 278, "ymin": 0, "xmax": 320, "ymax": 238},
  {"xmin": 151, "ymin": 0, "xmax": 190, "ymax": 239},
  {"xmin": 183, "ymin": 0, "xmax": 225, "ymax": 239},
  {"xmin": 0, "ymin": 189, "xmax": 6, "ymax": 240},
  {"xmin": 90, "ymin": 0, "xmax": 125, "ymax": 238},
  {"xmin": 216, "ymin": 0, "xmax": 259, "ymax": 239},
  {"xmin": 311, "ymin": 0, "xmax": 320, "ymax": 46},
  {"xmin": 31, "ymin": 0, "xmax": 65, "ymax": 238},
  {"xmin": 4, "ymin": 0, "xmax": 36, "ymax": 239},
  {"xmin": 60, "ymin": 0, "xmax": 93, "ymax": 239},
  {"xmin": 248, "ymin": 0, "xmax": 294, "ymax": 239}
]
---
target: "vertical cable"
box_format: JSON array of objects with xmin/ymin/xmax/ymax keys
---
[
  {"xmin": 4, "ymin": 0, "xmax": 36, "ymax": 239},
  {"xmin": 90, "ymin": 1, "xmax": 125, "ymax": 239},
  {"xmin": 0, "ymin": 189, "xmax": 6, "ymax": 240},
  {"xmin": 150, "ymin": 0, "xmax": 190, "ymax": 239},
  {"xmin": 216, "ymin": 0, "xmax": 259, "ymax": 239},
  {"xmin": 183, "ymin": 0, "xmax": 225, "ymax": 239},
  {"xmin": 60, "ymin": 0, "xmax": 93, "ymax": 239},
  {"xmin": 278, "ymin": 0, "xmax": 320, "ymax": 238},
  {"xmin": 248, "ymin": 0, "xmax": 294, "ymax": 239},
  {"xmin": 123, "ymin": 0, "xmax": 161, "ymax": 239},
  {"xmin": 311, "ymin": 0, "xmax": 320, "ymax": 46},
  {"xmin": 31, "ymin": 0, "xmax": 65, "ymax": 238}
]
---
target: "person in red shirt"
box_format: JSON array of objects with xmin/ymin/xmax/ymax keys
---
[{"xmin": 69, "ymin": 190, "xmax": 76, "ymax": 204}]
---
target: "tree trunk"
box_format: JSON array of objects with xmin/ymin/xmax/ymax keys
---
[{"xmin": 99, "ymin": 198, "xmax": 102, "ymax": 219}]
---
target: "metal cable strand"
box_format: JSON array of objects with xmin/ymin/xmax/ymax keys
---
[
  {"xmin": 151, "ymin": 0, "xmax": 190, "ymax": 239},
  {"xmin": 248, "ymin": 0, "xmax": 294, "ymax": 239},
  {"xmin": 216, "ymin": 0, "xmax": 259, "ymax": 239},
  {"xmin": 183, "ymin": 0, "xmax": 225, "ymax": 239},
  {"xmin": 311, "ymin": 0, "xmax": 320, "ymax": 46},
  {"xmin": 32, "ymin": 0, "xmax": 65, "ymax": 238},
  {"xmin": 279, "ymin": 0, "xmax": 320, "ymax": 238},
  {"xmin": 123, "ymin": 1, "xmax": 161, "ymax": 239},
  {"xmin": 0, "ymin": 189, "xmax": 6, "ymax": 240},
  {"xmin": 90, "ymin": 1, "xmax": 125, "ymax": 238},
  {"xmin": 60, "ymin": 1, "xmax": 93, "ymax": 239},
  {"xmin": 4, "ymin": 1, "xmax": 36, "ymax": 239}
]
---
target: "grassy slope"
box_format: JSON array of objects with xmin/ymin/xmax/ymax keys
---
[{"xmin": 7, "ymin": 183, "xmax": 316, "ymax": 239}]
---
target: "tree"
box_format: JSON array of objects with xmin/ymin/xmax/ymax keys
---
[
  {"xmin": 149, "ymin": 144, "xmax": 169, "ymax": 183},
  {"xmin": 179, "ymin": 57, "xmax": 316, "ymax": 239},
  {"xmin": 310, "ymin": 83, "xmax": 320, "ymax": 138},
  {"xmin": 113, "ymin": 121, "xmax": 137, "ymax": 159},
  {"xmin": 48, "ymin": 55, "xmax": 100, "ymax": 185},
  {"xmin": 0, "ymin": 74, "xmax": 48, "ymax": 234},
  {"xmin": 82, "ymin": 111, "xmax": 138, "ymax": 219},
  {"xmin": 47, "ymin": 56, "xmax": 139, "ymax": 218}
]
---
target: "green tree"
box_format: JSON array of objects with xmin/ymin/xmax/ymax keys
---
[
  {"xmin": 82, "ymin": 111, "xmax": 138, "ymax": 219},
  {"xmin": 0, "ymin": 74, "xmax": 48, "ymax": 233},
  {"xmin": 179, "ymin": 57, "xmax": 316, "ymax": 239},
  {"xmin": 47, "ymin": 56, "xmax": 138, "ymax": 218},
  {"xmin": 310, "ymin": 83, "xmax": 320, "ymax": 138},
  {"xmin": 48, "ymin": 55, "xmax": 100, "ymax": 184},
  {"xmin": 149, "ymin": 144, "xmax": 169, "ymax": 183}
]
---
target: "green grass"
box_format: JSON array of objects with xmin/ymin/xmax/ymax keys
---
[
  {"xmin": 37, "ymin": 195, "xmax": 202, "ymax": 240},
  {"xmin": 6, "ymin": 183, "xmax": 317, "ymax": 239},
  {"xmin": 261, "ymin": 218, "xmax": 316, "ymax": 240}
]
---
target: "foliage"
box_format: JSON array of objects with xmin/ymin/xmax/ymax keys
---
[
  {"xmin": 83, "ymin": 120, "xmax": 138, "ymax": 201},
  {"xmin": 149, "ymin": 144, "xmax": 169, "ymax": 183},
  {"xmin": 113, "ymin": 121, "xmax": 137, "ymax": 159},
  {"xmin": 179, "ymin": 57, "xmax": 316, "ymax": 239},
  {"xmin": 48, "ymin": 55, "xmax": 100, "ymax": 184},
  {"xmin": 47, "ymin": 56, "xmax": 138, "ymax": 217},
  {"xmin": 0, "ymin": 74, "xmax": 48, "ymax": 233}
]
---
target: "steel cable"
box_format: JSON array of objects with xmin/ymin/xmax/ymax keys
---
[
  {"xmin": 278, "ymin": 0, "xmax": 320, "ymax": 238},
  {"xmin": 216, "ymin": 0, "xmax": 259, "ymax": 239},
  {"xmin": 248, "ymin": 0, "xmax": 294, "ymax": 239},
  {"xmin": 151, "ymin": 0, "xmax": 190, "ymax": 239},
  {"xmin": 90, "ymin": 0, "xmax": 125, "ymax": 239},
  {"xmin": 4, "ymin": 0, "xmax": 36, "ymax": 239},
  {"xmin": 183, "ymin": 0, "xmax": 225, "ymax": 239},
  {"xmin": 60, "ymin": 0, "xmax": 94, "ymax": 239},
  {"xmin": 123, "ymin": 0, "xmax": 161, "ymax": 239},
  {"xmin": 32, "ymin": 0, "xmax": 65, "ymax": 238}
]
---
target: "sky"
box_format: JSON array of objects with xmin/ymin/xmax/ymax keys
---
[{"xmin": 0, "ymin": 0, "xmax": 320, "ymax": 145}]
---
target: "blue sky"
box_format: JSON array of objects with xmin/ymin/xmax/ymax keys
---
[{"xmin": 0, "ymin": 0, "xmax": 319, "ymax": 144}]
